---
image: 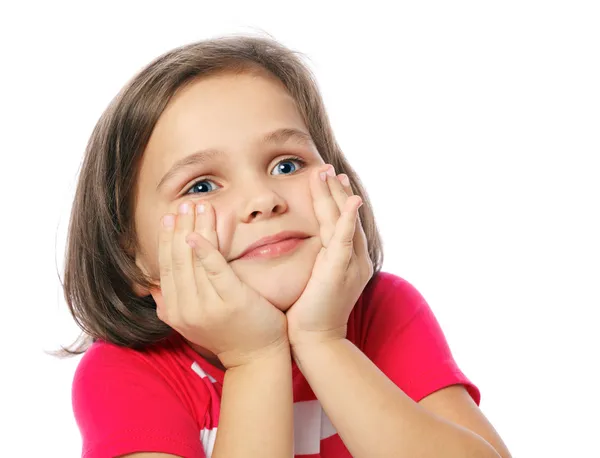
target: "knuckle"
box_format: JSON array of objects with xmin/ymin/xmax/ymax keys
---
[
  {"xmin": 171, "ymin": 255, "xmax": 187, "ymax": 270},
  {"xmin": 160, "ymin": 225, "xmax": 173, "ymax": 240},
  {"xmin": 339, "ymin": 237, "xmax": 354, "ymax": 248},
  {"xmin": 202, "ymin": 258, "xmax": 224, "ymax": 279},
  {"xmin": 173, "ymin": 216, "xmax": 187, "ymax": 231},
  {"xmin": 159, "ymin": 264, "xmax": 172, "ymax": 278},
  {"xmin": 205, "ymin": 268, "xmax": 225, "ymax": 283},
  {"xmin": 179, "ymin": 310, "xmax": 197, "ymax": 328}
]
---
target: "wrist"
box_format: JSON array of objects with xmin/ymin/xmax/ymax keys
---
[
  {"xmin": 288, "ymin": 325, "xmax": 347, "ymax": 349},
  {"xmin": 290, "ymin": 335, "xmax": 348, "ymax": 372},
  {"xmin": 290, "ymin": 329, "xmax": 346, "ymax": 354},
  {"xmin": 219, "ymin": 337, "xmax": 291, "ymax": 370}
]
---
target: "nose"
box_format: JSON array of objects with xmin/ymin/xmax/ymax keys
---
[{"xmin": 239, "ymin": 182, "xmax": 288, "ymax": 223}]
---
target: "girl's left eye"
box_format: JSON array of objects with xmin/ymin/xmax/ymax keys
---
[{"xmin": 271, "ymin": 157, "xmax": 306, "ymax": 176}]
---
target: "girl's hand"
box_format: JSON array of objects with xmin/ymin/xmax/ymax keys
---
[
  {"xmin": 155, "ymin": 201, "xmax": 289, "ymax": 369},
  {"xmin": 286, "ymin": 165, "xmax": 374, "ymax": 347}
]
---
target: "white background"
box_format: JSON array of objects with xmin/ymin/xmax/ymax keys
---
[{"xmin": 1, "ymin": 1, "xmax": 598, "ymax": 456}]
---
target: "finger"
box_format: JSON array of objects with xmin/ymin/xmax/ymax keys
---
[
  {"xmin": 329, "ymin": 173, "xmax": 350, "ymax": 212},
  {"xmin": 187, "ymin": 201, "xmax": 219, "ymax": 296},
  {"xmin": 171, "ymin": 201, "xmax": 199, "ymax": 314},
  {"xmin": 310, "ymin": 164, "xmax": 340, "ymax": 247},
  {"xmin": 157, "ymin": 214, "xmax": 178, "ymax": 321},
  {"xmin": 186, "ymin": 231, "xmax": 243, "ymax": 304},
  {"xmin": 336, "ymin": 173, "xmax": 352, "ymax": 195},
  {"xmin": 337, "ymin": 174, "xmax": 370, "ymax": 261},
  {"xmin": 193, "ymin": 201, "xmax": 218, "ymax": 249},
  {"xmin": 327, "ymin": 195, "xmax": 363, "ymax": 272}
]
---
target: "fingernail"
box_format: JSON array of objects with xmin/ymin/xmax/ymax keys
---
[
  {"xmin": 196, "ymin": 203, "xmax": 205, "ymax": 214},
  {"xmin": 187, "ymin": 238, "xmax": 197, "ymax": 249},
  {"xmin": 326, "ymin": 165, "xmax": 336, "ymax": 177},
  {"xmin": 339, "ymin": 174, "xmax": 350, "ymax": 187},
  {"xmin": 320, "ymin": 171, "xmax": 327, "ymax": 182},
  {"xmin": 179, "ymin": 202, "xmax": 190, "ymax": 214},
  {"xmin": 163, "ymin": 215, "xmax": 175, "ymax": 228}
]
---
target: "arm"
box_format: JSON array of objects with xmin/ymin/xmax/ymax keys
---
[
  {"xmin": 293, "ymin": 339, "xmax": 506, "ymax": 458},
  {"xmin": 75, "ymin": 341, "xmax": 294, "ymax": 458},
  {"xmin": 122, "ymin": 344, "xmax": 294, "ymax": 458},
  {"xmin": 283, "ymin": 167, "xmax": 509, "ymax": 456},
  {"xmin": 121, "ymin": 198, "xmax": 295, "ymax": 457},
  {"xmin": 212, "ymin": 343, "xmax": 294, "ymax": 458}
]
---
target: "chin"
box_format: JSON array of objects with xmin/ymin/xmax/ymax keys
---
[{"xmin": 231, "ymin": 237, "xmax": 320, "ymax": 311}]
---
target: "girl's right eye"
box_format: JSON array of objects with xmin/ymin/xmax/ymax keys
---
[{"xmin": 184, "ymin": 179, "xmax": 220, "ymax": 195}]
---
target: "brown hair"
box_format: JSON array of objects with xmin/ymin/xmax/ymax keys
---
[{"xmin": 56, "ymin": 34, "xmax": 384, "ymax": 357}]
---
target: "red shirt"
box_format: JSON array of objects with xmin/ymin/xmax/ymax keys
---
[{"xmin": 72, "ymin": 272, "xmax": 480, "ymax": 457}]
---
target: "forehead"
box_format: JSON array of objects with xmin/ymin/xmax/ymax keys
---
[
  {"xmin": 146, "ymin": 71, "xmax": 306, "ymax": 158},
  {"xmin": 135, "ymin": 71, "xmax": 313, "ymax": 197}
]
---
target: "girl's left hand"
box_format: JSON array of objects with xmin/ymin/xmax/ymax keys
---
[{"xmin": 286, "ymin": 164, "xmax": 374, "ymax": 347}]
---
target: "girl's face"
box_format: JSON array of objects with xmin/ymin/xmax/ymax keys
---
[{"xmin": 132, "ymin": 71, "xmax": 325, "ymax": 311}]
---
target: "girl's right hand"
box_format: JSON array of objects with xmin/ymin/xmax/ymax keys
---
[{"xmin": 157, "ymin": 200, "xmax": 289, "ymax": 370}]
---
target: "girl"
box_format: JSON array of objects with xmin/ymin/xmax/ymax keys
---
[{"xmin": 62, "ymin": 35, "xmax": 511, "ymax": 458}]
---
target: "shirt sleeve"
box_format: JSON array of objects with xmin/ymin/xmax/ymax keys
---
[
  {"xmin": 359, "ymin": 273, "xmax": 481, "ymax": 404},
  {"xmin": 72, "ymin": 343, "xmax": 206, "ymax": 458}
]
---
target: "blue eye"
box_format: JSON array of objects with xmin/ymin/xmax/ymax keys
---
[
  {"xmin": 271, "ymin": 157, "xmax": 305, "ymax": 176},
  {"xmin": 185, "ymin": 179, "xmax": 219, "ymax": 195}
]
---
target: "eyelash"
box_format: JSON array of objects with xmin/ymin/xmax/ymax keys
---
[
  {"xmin": 183, "ymin": 155, "xmax": 307, "ymax": 196},
  {"xmin": 272, "ymin": 155, "xmax": 306, "ymax": 175}
]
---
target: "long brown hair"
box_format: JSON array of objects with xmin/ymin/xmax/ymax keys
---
[{"xmin": 56, "ymin": 34, "xmax": 384, "ymax": 357}]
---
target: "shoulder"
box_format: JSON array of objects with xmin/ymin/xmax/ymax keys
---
[
  {"xmin": 72, "ymin": 336, "xmax": 208, "ymax": 458},
  {"xmin": 349, "ymin": 271, "xmax": 427, "ymax": 339},
  {"xmin": 349, "ymin": 272, "xmax": 481, "ymax": 404},
  {"xmin": 74, "ymin": 338, "xmax": 144, "ymax": 376},
  {"xmin": 73, "ymin": 334, "xmax": 210, "ymax": 411},
  {"xmin": 363, "ymin": 271, "xmax": 427, "ymax": 309},
  {"xmin": 73, "ymin": 336, "xmax": 180, "ymax": 396}
]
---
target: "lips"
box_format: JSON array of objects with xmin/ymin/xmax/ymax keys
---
[{"xmin": 232, "ymin": 231, "xmax": 310, "ymax": 261}]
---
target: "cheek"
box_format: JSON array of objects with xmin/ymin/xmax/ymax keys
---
[
  {"xmin": 213, "ymin": 206, "xmax": 237, "ymax": 253},
  {"xmin": 138, "ymin": 202, "xmax": 174, "ymax": 278},
  {"xmin": 296, "ymin": 186, "xmax": 318, "ymax": 223},
  {"xmin": 131, "ymin": 224, "xmax": 161, "ymax": 282}
]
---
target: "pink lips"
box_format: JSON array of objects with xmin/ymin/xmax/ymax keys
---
[{"xmin": 234, "ymin": 231, "xmax": 310, "ymax": 261}]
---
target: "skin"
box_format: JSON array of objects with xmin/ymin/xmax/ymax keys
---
[
  {"xmin": 134, "ymin": 72, "xmax": 324, "ymax": 305},
  {"xmin": 132, "ymin": 71, "xmax": 327, "ymax": 364},
  {"xmin": 126, "ymin": 70, "xmax": 512, "ymax": 458}
]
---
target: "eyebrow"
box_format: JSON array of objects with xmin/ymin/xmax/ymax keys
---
[{"xmin": 156, "ymin": 127, "xmax": 314, "ymax": 192}]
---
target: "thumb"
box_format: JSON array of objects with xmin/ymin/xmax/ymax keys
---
[{"xmin": 186, "ymin": 233, "xmax": 241, "ymax": 301}]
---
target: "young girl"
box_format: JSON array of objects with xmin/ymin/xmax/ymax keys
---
[{"xmin": 62, "ymin": 35, "xmax": 511, "ymax": 458}]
